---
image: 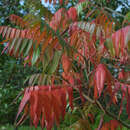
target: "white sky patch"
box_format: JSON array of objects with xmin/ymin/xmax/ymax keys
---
[
  {"xmin": 20, "ymin": 0, "xmax": 24, "ymax": 6},
  {"xmin": 41, "ymin": 0, "xmax": 50, "ymax": 7},
  {"xmin": 116, "ymin": 6, "xmax": 122, "ymax": 12}
]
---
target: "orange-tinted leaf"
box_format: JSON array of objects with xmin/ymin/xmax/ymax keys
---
[
  {"xmin": 16, "ymin": 86, "xmax": 74, "ymax": 130},
  {"xmin": 9, "ymin": 28, "xmax": 16, "ymax": 38},
  {"xmin": 41, "ymin": 35, "xmax": 52, "ymax": 55},
  {"xmin": 62, "ymin": 54, "xmax": 71, "ymax": 73},
  {"xmin": 51, "ymin": 90, "xmax": 62, "ymax": 125},
  {"xmin": 0, "ymin": 26, "xmax": 4, "ymax": 34},
  {"xmin": 6, "ymin": 27, "xmax": 12, "ymax": 39}
]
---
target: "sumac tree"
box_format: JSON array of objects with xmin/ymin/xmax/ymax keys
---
[{"xmin": 0, "ymin": 0, "xmax": 130, "ymax": 130}]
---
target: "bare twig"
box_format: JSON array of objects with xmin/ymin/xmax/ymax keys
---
[
  {"xmin": 60, "ymin": 71, "xmax": 130, "ymax": 129},
  {"xmin": 95, "ymin": 100, "xmax": 130, "ymax": 129},
  {"xmin": 104, "ymin": 7, "xmax": 126, "ymax": 18},
  {"xmin": 10, "ymin": 91, "xmax": 24, "ymax": 106},
  {"xmin": 97, "ymin": 115, "xmax": 104, "ymax": 130}
]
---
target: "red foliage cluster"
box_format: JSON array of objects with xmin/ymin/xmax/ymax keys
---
[
  {"xmin": 16, "ymin": 86, "xmax": 73, "ymax": 130},
  {"xmin": 101, "ymin": 120, "xmax": 122, "ymax": 130}
]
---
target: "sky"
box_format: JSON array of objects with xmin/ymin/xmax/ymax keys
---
[{"xmin": 20, "ymin": 0, "xmax": 130, "ymax": 14}]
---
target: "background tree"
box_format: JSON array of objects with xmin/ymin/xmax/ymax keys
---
[{"xmin": 0, "ymin": 0, "xmax": 35, "ymax": 125}]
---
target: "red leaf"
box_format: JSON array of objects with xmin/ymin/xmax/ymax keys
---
[
  {"xmin": 94, "ymin": 64, "xmax": 107, "ymax": 97},
  {"xmin": 40, "ymin": 91, "xmax": 53, "ymax": 129},
  {"xmin": 60, "ymin": 88, "xmax": 67, "ymax": 119},
  {"xmin": 32, "ymin": 90, "xmax": 40, "ymax": 128},
  {"xmin": 29, "ymin": 91, "xmax": 35, "ymax": 123},
  {"xmin": 21, "ymin": 30, "xmax": 26, "ymax": 38},
  {"xmin": 0, "ymin": 26, "xmax": 4, "ymax": 34},
  {"xmin": 78, "ymin": 85, "xmax": 85, "ymax": 103},
  {"xmin": 127, "ymin": 94, "xmax": 130, "ymax": 119},
  {"xmin": 94, "ymin": 83, "xmax": 98, "ymax": 99},
  {"xmin": 79, "ymin": 0, "xmax": 86, "ymax": 3},
  {"xmin": 112, "ymin": 25, "xmax": 130, "ymax": 58},
  {"xmin": 10, "ymin": 28, "xmax": 16, "ymax": 38},
  {"xmin": 16, "ymin": 87, "xmax": 32, "ymax": 121},
  {"xmin": 59, "ymin": 0, "xmax": 63, "ymax": 4},
  {"xmin": 94, "ymin": 64, "xmax": 112, "ymax": 98},
  {"xmin": 110, "ymin": 120, "xmax": 122, "ymax": 130},
  {"xmin": 62, "ymin": 55, "xmax": 71, "ymax": 73},
  {"xmin": 16, "ymin": 86, "xmax": 74, "ymax": 130},
  {"xmin": 67, "ymin": 7, "xmax": 77, "ymax": 21},
  {"xmin": 118, "ymin": 69, "xmax": 126, "ymax": 80},
  {"xmin": 62, "ymin": 72, "xmax": 74, "ymax": 85},
  {"xmin": 101, "ymin": 120, "xmax": 122, "ymax": 130},
  {"xmin": 51, "ymin": 90, "xmax": 62, "ymax": 126},
  {"xmin": 41, "ymin": 112, "xmax": 45, "ymax": 129}
]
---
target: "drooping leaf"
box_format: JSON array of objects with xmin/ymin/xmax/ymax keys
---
[
  {"xmin": 62, "ymin": 54, "xmax": 72, "ymax": 73},
  {"xmin": 16, "ymin": 86, "xmax": 74, "ymax": 130},
  {"xmin": 24, "ymin": 39, "xmax": 33, "ymax": 57},
  {"xmin": 127, "ymin": 94, "xmax": 130, "ymax": 119},
  {"xmin": 31, "ymin": 47, "xmax": 40, "ymax": 66},
  {"xmin": 19, "ymin": 38, "xmax": 28, "ymax": 56},
  {"xmin": 16, "ymin": 87, "xmax": 32, "ymax": 121},
  {"xmin": 94, "ymin": 64, "xmax": 112, "ymax": 98},
  {"xmin": 45, "ymin": 50, "xmax": 62, "ymax": 74},
  {"xmin": 67, "ymin": 7, "xmax": 77, "ymax": 21}
]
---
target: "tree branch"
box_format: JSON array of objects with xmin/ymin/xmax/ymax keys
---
[
  {"xmin": 95, "ymin": 100, "xmax": 130, "ymax": 129},
  {"xmin": 97, "ymin": 115, "xmax": 104, "ymax": 130},
  {"xmin": 104, "ymin": 7, "xmax": 126, "ymax": 18},
  {"xmin": 60, "ymin": 69, "xmax": 130, "ymax": 129}
]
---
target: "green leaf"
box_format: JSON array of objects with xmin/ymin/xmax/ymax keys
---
[
  {"xmin": 31, "ymin": 47, "xmax": 40, "ymax": 66},
  {"xmin": 13, "ymin": 38, "xmax": 23, "ymax": 56},
  {"xmin": 42, "ymin": 49, "xmax": 51, "ymax": 73},
  {"xmin": 45, "ymin": 50, "xmax": 62, "ymax": 74},
  {"xmin": 19, "ymin": 38, "xmax": 28, "ymax": 56},
  {"xmin": 128, "ymin": 41, "xmax": 130, "ymax": 52},
  {"xmin": 124, "ymin": 12, "xmax": 130, "ymax": 22},
  {"xmin": 8, "ymin": 38, "xmax": 17, "ymax": 53},
  {"xmin": 75, "ymin": 1, "xmax": 88, "ymax": 16},
  {"xmin": 24, "ymin": 39, "xmax": 33, "ymax": 56},
  {"xmin": 105, "ymin": 38, "xmax": 115, "ymax": 57}
]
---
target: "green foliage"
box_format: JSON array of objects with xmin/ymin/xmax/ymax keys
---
[{"xmin": 0, "ymin": 45, "xmax": 40, "ymax": 124}]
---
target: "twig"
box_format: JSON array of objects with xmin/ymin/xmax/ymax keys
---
[
  {"xmin": 95, "ymin": 100, "xmax": 105, "ymax": 113},
  {"xmin": 60, "ymin": 72, "xmax": 130, "ymax": 128},
  {"xmin": 104, "ymin": 7, "xmax": 126, "ymax": 18},
  {"xmin": 97, "ymin": 115, "xmax": 104, "ymax": 130},
  {"xmin": 82, "ymin": 93, "xmax": 95, "ymax": 104},
  {"xmin": 95, "ymin": 100, "xmax": 130, "ymax": 129},
  {"xmin": 9, "ymin": 91, "xmax": 24, "ymax": 106}
]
